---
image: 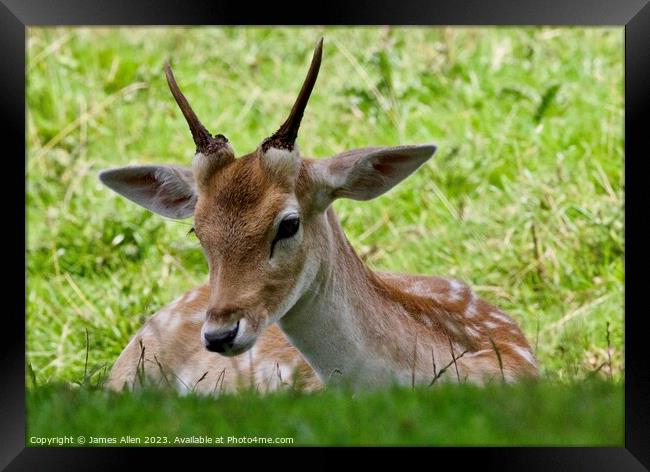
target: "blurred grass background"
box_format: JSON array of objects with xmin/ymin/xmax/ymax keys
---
[{"xmin": 26, "ymin": 27, "xmax": 623, "ymax": 443}]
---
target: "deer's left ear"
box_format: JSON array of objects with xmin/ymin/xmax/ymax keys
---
[
  {"xmin": 311, "ymin": 144, "xmax": 437, "ymax": 209},
  {"xmin": 99, "ymin": 165, "xmax": 197, "ymax": 219}
]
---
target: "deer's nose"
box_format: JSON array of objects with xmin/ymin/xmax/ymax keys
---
[
  {"xmin": 206, "ymin": 306, "xmax": 240, "ymax": 323},
  {"xmin": 203, "ymin": 321, "xmax": 240, "ymax": 353}
]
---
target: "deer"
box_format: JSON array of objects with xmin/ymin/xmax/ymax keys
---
[{"xmin": 100, "ymin": 38, "xmax": 538, "ymax": 394}]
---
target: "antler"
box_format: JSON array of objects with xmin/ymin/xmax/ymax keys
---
[
  {"xmin": 164, "ymin": 61, "xmax": 230, "ymax": 155},
  {"xmin": 262, "ymin": 38, "xmax": 323, "ymax": 153}
]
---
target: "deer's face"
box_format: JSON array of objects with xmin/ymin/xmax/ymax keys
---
[
  {"xmin": 191, "ymin": 151, "xmax": 318, "ymax": 355},
  {"xmin": 99, "ymin": 38, "xmax": 436, "ymax": 357}
]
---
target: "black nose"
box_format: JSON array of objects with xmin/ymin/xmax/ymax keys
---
[{"xmin": 204, "ymin": 322, "xmax": 239, "ymax": 353}]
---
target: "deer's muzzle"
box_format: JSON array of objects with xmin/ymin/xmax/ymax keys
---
[{"xmin": 202, "ymin": 320, "xmax": 240, "ymax": 353}]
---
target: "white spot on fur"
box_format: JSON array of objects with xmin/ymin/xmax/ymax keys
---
[
  {"xmin": 173, "ymin": 366, "xmax": 211, "ymax": 396},
  {"xmin": 464, "ymin": 348, "xmax": 492, "ymax": 358},
  {"xmin": 510, "ymin": 344, "xmax": 536, "ymax": 366},
  {"xmin": 255, "ymin": 360, "xmax": 296, "ymax": 390},
  {"xmin": 400, "ymin": 280, "xmax": 430, "ymax": 297},
  {"xmin": 154, "ymin": 308, "xmax": 176, "ymax": 330},
  {"xmin": 176, "ymin": 378, "xmax": 190, "ymax": 395},
  {"xmin": 490, "ymin": 311, "xmax": 515, "ymax": 325},
  {"xmin": 466, "ymin": 300, "xmax": 479, "ymax": 318},
  {"xmin": 445, "ymin": 321, "xmax": 462, "ymax": 336},
  {"xmin": 278, "ymin": 363, "xmax": 295, "ymax": 381},
  {"xmin": 186, "ymin": 290, "xmax": 200, "ymax": 303},
  {"xmin": 483, "ymin": 321, "xmax": 499, "ymax": 329},
  {"xmin": 447, "ymin": 279, "xmax": 465, "ymax": 302},
  {"xmin": 466, "ymin": 326, "xmax": 481, "ymax": 339},
  {"xmin": 450, "ymin": 342, "xmax": 464, "ymax": 356}
]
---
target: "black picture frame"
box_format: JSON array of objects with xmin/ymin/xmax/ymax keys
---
[{"xmin": 6, "ymin": 0, "xmax": 648, "ymax": 468}]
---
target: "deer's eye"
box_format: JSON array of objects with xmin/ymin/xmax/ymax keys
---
[
  {"xmin": 277, "ymin": 217, "xmax": 300, "ymax": 240},
  {"xmin": 270, "ymin": 216, "xmax": 300, "ymax": 257}
]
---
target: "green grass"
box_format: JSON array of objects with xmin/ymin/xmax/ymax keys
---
[
  {"xmin": 27, "ymin": 381, "xmax": 622, "ymax": 446},
  {"xmin": 26, "ymin": 27, "xmax": 624, "ymax": 444}
]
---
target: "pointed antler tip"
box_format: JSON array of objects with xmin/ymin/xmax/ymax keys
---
[
  {"xmin": 163, "ymin": 60, "xmax": 226, "ymax": 153},
  {"xmin": 262, "ymin": 37, "xmax": 324, "ymax": 153},
  {"xmin": 314, "ymin": 38, "xmax": 324, "ymax": 59},
  {"xmin": 163, "ymin": 61, "xmax": 176, "ymax": 84}
]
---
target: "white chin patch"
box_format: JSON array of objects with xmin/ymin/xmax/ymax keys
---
[
  {"xmin": 236, "ymin": 318, "xmax": 249, "ymax": 342},
  {"xmin": 230, "ymin": 318, "xmax": 257, "ymax": 353}
]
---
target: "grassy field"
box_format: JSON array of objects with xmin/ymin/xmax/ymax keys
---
[
  {"xmin": 27, "ymin": 381, "xmax": 622, "ymax": 446},
  {"xmin": 26, "ymin": 27, "xmax": 624, "ymax": 445}
]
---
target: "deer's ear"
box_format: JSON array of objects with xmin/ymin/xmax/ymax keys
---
[
  {"xmin": 311, "ymin": 144, "xmax": 437, "ymax": 209},
  {"xmin": 99, "ymin": 165, "xmax": 197, "ymax": 219}
]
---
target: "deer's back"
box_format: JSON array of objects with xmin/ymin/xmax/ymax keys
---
[{"xmin": 376, "ymin": 271, "xmax": 539, "ymax": 380}]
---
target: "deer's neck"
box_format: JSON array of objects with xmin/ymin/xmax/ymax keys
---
[{"xmin": 278, "ymin": 207, "xmax": 420, "ymax": 388}]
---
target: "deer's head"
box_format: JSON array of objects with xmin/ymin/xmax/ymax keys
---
[{"xmin": 100, "ymin": 38, "xmax": 436, "ymax": 356}]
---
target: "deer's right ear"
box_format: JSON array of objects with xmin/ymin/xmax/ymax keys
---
[
  {"xmin": 309, "ymin": 144, "xmax": 437, "ymax": 211},
  {"xmin": 99, "ymin": 165, "xmax": 197, "ymax": 219}
]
